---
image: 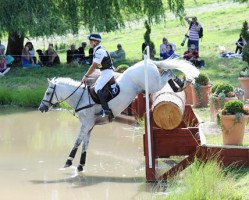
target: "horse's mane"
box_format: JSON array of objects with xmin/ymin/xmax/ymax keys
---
[{"xmin": 52, "ymin": 77, "xmax": 81, "ymax": 87}]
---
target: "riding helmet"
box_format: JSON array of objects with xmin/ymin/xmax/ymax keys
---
[{"xmin": 88, "ymin": 33, "xmax": 101, "ymax": 42}]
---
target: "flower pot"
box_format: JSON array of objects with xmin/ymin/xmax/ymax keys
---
[
  {"xmin": 184, "ymin": 84, "xmax": 193, "ymax": 105},
  {"xmin": 239, "ymin": 77, "xmax": 249, "ymax": 100},
  {"xmin": 192, "ymin": 84, "xmax": 211, "ymax": 107},
  {"xmin": 220, "ymin": 114, "xmax": 249, "ymax": 145},
  {"xmin": 210, "ymin": 97, "xmax": 238, "ymax": 122}
]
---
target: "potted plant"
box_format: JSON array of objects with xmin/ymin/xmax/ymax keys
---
[
  {"xmin": 217, "ymin": 100, "xmax": 249, "ymax": 145},
  {"xmin": 192, "ymin": 72, "xmax": 211, "ymax": 107},
  {"xmin": 238, "ymin": 21, "xmax": 249, "ymax": 99},
  {"xmin": 210, "ymin": 82, "xmax": 237, "ymax": 121}
]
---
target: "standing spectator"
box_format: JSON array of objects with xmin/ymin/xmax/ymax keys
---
[
  {"xmin": 67, "ymin": 44, "xmax": 80, "ymax": 63},
  {"xmin": 110, "ymin": 43, "xmax": 126, "ymax": 62},
  {"xmin": 235, "ymin": 34, "xmax": 246, "ymax": 54},
  {"xmin": 44, "ymin": 43, "xmax": 60, "ymax": 66},
  {"xmin": 184, "ymin": 16, "xmax": 202, "ymax": 51},
  {"xmin": 21, "ymin": 42, "xmax": 41, "ymax": 69},
  {"xmin": 0, "ymin": 41, "xmax": 10, "ymax": 76}
]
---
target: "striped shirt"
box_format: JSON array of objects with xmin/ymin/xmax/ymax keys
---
[{"xmin": 189, "ymin": 22, "xmax": 202, "ymax": 41}]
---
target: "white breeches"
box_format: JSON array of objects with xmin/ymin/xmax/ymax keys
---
[{"xmin": 94, "ymin": 69, "xmax": 114, "ymax": 92}]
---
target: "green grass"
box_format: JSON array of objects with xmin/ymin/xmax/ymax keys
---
[{"xmin": 157, "ymin": 159, "xmax": 243, "ymax": 200}]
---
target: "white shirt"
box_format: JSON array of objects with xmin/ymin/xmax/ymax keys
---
[{"xmin": 93, "ymin": 44, "xmax": 109, "ymax": 66}]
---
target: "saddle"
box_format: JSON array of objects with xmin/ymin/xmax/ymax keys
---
[{"xmin": 88, "ymin": 77, "xmax": 120, "ymax": 104}]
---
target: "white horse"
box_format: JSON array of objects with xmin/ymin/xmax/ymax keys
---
[{"xmin": 38, "ymin": 59, "xmax": 199, "ymax": 172}]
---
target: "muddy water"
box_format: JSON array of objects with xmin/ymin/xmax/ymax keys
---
[{"xmin": 0, "ymin": 108, "xmax": 157, "ymax": 200}]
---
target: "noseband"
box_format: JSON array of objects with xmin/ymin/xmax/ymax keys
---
[{"xmin": 41, "ymin": 85, "xmax": 59, "ymax": 107}]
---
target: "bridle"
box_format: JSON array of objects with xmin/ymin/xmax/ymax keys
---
[{"xmin": 41, "ymin": 82, "xmax": 83, "ymax": 108}]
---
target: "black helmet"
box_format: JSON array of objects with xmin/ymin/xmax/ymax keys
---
[{"xmin": 88, "ymin": 33, "xmax": 101, "ymax": 42}]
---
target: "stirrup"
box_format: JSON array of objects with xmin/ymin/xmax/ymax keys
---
[{"xmin": 95, "ymin": 109, "xmax": 111, "ymax": 117}]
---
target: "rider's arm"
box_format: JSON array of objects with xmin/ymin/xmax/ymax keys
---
[{"xmin": 81, "ymin": 62, "xmax": 98, "ymax": 83}]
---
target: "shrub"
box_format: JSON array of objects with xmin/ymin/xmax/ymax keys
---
[
  {"xmin": 214, "ymin": 83, "xmax": 235, "ymax": 97},
  {"xmin": 211, "ymin": 82, "xmax": 223, "ymax": 94},
  {"xmin": 223, "ymin": 100, "xmax": 244, "ymax": 115},
  {"xmin": 195, "ymin": 73, "xmax": 209, "ymax": 86}
]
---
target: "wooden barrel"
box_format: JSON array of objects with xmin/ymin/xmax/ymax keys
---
[{"xmin": 151, "ymin": 84, "xmax": 186, "ymax": 130}]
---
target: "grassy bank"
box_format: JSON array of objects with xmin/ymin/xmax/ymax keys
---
[
  {"xmin": 1, "ymin": 1, "xmax": 248, "ymax": 107},
  {"xmin": 157, "ymin": 159, "xmax": 246, "ymax": 200}
]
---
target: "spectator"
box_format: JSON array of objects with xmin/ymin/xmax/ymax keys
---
[
  {"xmin": 235, "ymin": 34, "xmax": 246, "ymax": 54},
  {"xmin": 44, "ymin": 43, "xmax": 60, "ymax": 66},
  {"xmin": 21, "ymin": 42, "xmax": 41, "ymax": 69},
  {"xmin": 184, "ymin": 16, "xmax": 202, "ymax": 51},
  {"xmin": 36, "ymin": 49, "xmax": 47, "ymax": 65},
  {"xmin": 110, "ymin": 43, "xmax": 126, "ymax": 62},
  {"xmin": 88, "ymin": 47, "xmax": 94, "ymax": 65},
  {"xmin": 67, "ymin": 44, "xmax": 80, "ymax": 64},
  {"xmin": 26, "ymin": 42, "xmax": 38, "ymax": 64},
  {"xmin": 160, "ymin": 37, "xmax": 176, "ymax": 52},
  {"xmin": 78, "ymin": 42, "xmax": 88, "ymax": 63},
  {"xmin": 183, "ymin": 44, "xmax": 205, "ymax": 68},
  {"xmin": 160, "ymin": 44, "xmax": 174, "ymax": 59},
  {"xmin": 0, "ymin": 42, "xmax": 10, "ymax": 76}
]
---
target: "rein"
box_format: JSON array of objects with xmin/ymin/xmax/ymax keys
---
[
  {"xmin": 42, "ymin": 82, "xmax": 94, "ymax": 115},
  {"xmin": 42, "ymin": 82, "xmax": 83, "ymax": 106}
]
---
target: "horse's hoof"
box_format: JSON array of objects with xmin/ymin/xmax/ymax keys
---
[
  {"xmin": 64, "ymin": 160, "xmax": 72, "ymax": 168},
  {"xmin": 77, "ymin": 165, "xmax": 83, "ymax": 172}
]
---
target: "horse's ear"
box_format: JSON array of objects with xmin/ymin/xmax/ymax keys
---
[{"xmin": 47, "ymin": 78, "xmax": 51, "ymax": 83}]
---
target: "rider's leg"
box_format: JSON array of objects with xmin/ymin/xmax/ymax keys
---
[
  {"xmin": 94, "ymin": 70, "xmax": 114, "ymax": 117},
  {"xmin": 95, "ymin": 89, "xmax": 111, "ymax": 117}
]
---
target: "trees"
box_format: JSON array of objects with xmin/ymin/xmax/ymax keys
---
[{"xmin": 0, "ymin": 0, "xmax": 185, "ymax": 61}]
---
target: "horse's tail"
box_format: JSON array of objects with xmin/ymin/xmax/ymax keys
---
[{"xmin": 152, "ymin": 59, "xmax": 200, "ymax": 80}]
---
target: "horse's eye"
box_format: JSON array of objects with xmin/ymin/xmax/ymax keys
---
[{"xmin": 46, "ymin": 92, "xmax": 51, "ymax": 96}]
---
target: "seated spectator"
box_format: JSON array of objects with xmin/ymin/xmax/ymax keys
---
[
  {"xmin": 160, "ymin": 44, "xmax": 174, "ymax": 59},
  {"xmin": 0, "ymin": 42, "xmax": 10, "ymax": 76},
  {"xmin": 26, "ymin": 42, "xmax": 38, "ymax": 64},
  {"xmin": 36, "ymin": 49, "xmax": 48, "ymax": 66},
  {"xmin": 21, "ymin": 42, "xmax": 41, "ymax": 69},
  {"xmin": 78, "ymin": 42, "xmax": 88, "ymax": 64},
  {"xmin": 88, "ymin": 47, "xmax": 93, "ymax": 65},
  {"xmin": 110, "ymin": 44, "xmax": 126, "ymax": 62},
  {"xmin": 184, "ymin": 44, "xmax": 205, "ymax": 68},
  {"xmin": 44, "ymin": 43, "xmax": 60, "ymax": 66},
  {"xmin": 235, "ymin": 34, "xmax": 246, "ymax": 54},
  {"xmin": 160, "ymin": 37, "xmax": 176, "ymax": 58},
  {"xmin": 67, "ymin": 44, "xmax": 80, "ymax": 64}
]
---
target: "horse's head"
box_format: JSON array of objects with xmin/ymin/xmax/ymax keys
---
[{"xmin": 38, "ymin": 78, "xmax": 58, "ymax": 112}]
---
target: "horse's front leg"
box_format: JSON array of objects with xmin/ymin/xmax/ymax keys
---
[
  {"xmin": 77, "ymin": 127, "xmax": 93, "ymax": 172},
  {"xmin": 64, "ymin": 124, "xmax": 93, "ymax": 168},
  {"xmin": 64, "ymin": 131, "xmax": 83, "ymax": 168}
]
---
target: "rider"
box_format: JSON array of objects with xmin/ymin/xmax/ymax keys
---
[{"xmin": 82, "ymin": 33, "xmax": 114, "ymax": 117}]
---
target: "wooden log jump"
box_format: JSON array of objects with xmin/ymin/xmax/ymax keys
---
[{"xmin": 144, "ymin": 104, "xmax": 249, "ymax": 182}]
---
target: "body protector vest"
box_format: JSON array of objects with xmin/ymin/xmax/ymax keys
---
[{"xmin": 95, "ymin": 46, "xmax": 113, "ymax": 70}]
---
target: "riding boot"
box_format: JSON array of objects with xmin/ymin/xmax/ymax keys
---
[{"xmin": 95, "ymin": 89, "xmax": 111, "ymax": 117}]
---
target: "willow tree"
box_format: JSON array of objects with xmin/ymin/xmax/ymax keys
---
[{"xmin": 0, "ymin": 0, "xmax": 184, "ymax": 60}]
